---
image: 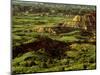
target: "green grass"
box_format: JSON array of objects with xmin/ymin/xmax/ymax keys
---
[
  {"xmin": 12, "ymin": 43, "xmax": 96, "ymax": 73},
  {"xmin": 58, "ymin": 35, "xmax": 78, "ymax": 42},
  {"xmin": 12, "ymin": 14, "xmax": 96, "ymax": 74}
]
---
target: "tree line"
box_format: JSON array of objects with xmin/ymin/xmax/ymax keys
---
[{"xmin": 12, "ymin": 1, "xmax": 96, "ymax": 16}]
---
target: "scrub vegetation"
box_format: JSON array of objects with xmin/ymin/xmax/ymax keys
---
[{"xmin": 12, "ymin": 0, "xmax": 96, "ymax": 74}]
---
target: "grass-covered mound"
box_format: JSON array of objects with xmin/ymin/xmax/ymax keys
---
[{"xmin": 13, "ymin": 36, "xmax": 70, "ymax": 58}]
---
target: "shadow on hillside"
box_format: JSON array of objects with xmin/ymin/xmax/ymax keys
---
[{"xmin": 13, "ymin": 36, "xmax": 70, "ymax": 59}]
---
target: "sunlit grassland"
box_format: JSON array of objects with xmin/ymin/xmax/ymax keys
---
[{"xmin": 12, "ymin": 14, "xmax": 96, "ymax": 74}]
